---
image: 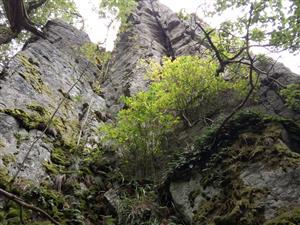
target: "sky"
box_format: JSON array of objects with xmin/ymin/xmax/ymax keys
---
[{"xmin": 74, "ymin": 0, "xmax": 300, "ymax": 74}]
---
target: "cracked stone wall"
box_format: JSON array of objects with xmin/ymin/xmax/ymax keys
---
[{"xmin": 0, "ymin": 20, "xmax": 106, "ymax": 182}]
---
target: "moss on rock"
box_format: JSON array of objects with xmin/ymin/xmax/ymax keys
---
[
  {"xmin": 264, "ymin": 208, "xmax": 300, "ymax": 225},
  {"xmin": 18, "ymin": 54, "xmax": 51, "ymax": 94},
  {"xmin": 0, "ymin": 136, "xmax": 5, "ymax": 149},
  {"xmin": 0, "ymin": 107, "xmax": 80, "ymax": 146},
  {"xmin": 167, "ymin": 111, "xmax": 300, "ymax": 225},
  {"xmin": 0, "ymin": 167, "xmax": 11, "ymax": 189},
  {"xmin": 2, "ymin": 153, "xmax": 16, "ymax": 167}
]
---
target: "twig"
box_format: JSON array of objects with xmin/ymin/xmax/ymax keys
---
[
  {"xmin": 210, "ymin": 4, "xmax": 256, "ymax": 146},
  {"xmin": 0, "ymin": 187, "xmax": 61, "ymax": 225},
  {"xmin": 77, "ymin": 98, "xmax": 94, "ymax": 146},
  {"xmin": 20, "ymin": 205, "xmax": 25, "ymax": 225},
  {"xmin": 181, "ymin": 111, "xmax": 193, "ymax": 127}
]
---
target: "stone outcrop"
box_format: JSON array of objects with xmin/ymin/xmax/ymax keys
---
[
  {"xmin": 0, "ymin": 0, "xmax": 299, "ymax": 224},
  {"xmin": 102, "ymin": 0, "xmax": 203, "ymax": 114},
  {"xmin": 165, "ymin": 113, "xmax": 300, "ymax": 224},
  {"xmin": 0, "ymin": 20, "xmax": 106, "ymax": 181}
]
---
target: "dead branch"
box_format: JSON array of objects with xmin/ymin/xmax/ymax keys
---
[
  {"xmin": 0, "ymin": 187, "xmax": 61, "ymax": 225},
  {"xmin": 77, "ymin": 98, "xmax": 94, "ymax": 146},
  {"xmin": 26, "ymin": 0, "xmax": 48, "ymax": 14}
]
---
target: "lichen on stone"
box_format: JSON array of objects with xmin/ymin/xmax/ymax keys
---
[
  {"xmin": 14, "ymin": 132, "xmax": 29, "ymax": 147},
  {"xmin": 0, "ymin": 136, "xmax": 5, "ymax": 149}
]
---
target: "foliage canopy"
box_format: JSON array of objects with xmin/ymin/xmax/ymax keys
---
[{"xmin": 209, "ymin": 0, "xmax": 300, "ymax": 52}]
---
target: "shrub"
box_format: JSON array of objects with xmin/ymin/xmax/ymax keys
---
[
  {"xmin": 100, "ymin": 56, "xmax": 247, "ymax": 178},
  {"xmin": 280, "ymin": 84, "xmax": 300, "ymax": 112}
]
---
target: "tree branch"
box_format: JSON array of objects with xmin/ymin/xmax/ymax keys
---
[
  {"xmin": 0, "ymin": 24, "xmax": 18, "ymax": 45},
  {"xmin": 196, "ymin": 21, "xmax": 225, "ymax": 74},
  {"xmin": 0, "ymin": 187, "xmax": 61, "ymax": 225},
  {"xmin": 1, "ymin": 0, "xmax": 45, "ymax": 46},
  {"xmin": 210, "ymin": 4, "xmax": 274, "ymax": 146},
  {"xmin": 26, "ymin": 0, "xmax": 48, "ymax": 14}
]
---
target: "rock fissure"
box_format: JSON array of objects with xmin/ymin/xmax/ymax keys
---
[{"xmin": 149, "ymin": 0, "xmax": 176, "ymax": 60}]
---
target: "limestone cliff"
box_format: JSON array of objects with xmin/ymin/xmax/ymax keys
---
[{"xmin": 0, "ymin": 0, "xmax": 299, "ymax": 225}]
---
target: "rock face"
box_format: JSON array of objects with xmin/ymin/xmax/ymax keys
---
[
  {"xmin": 102, "ymin": 0, "xmax": 202, "ymax": 114},
  {"xmin": 166, "ymin": 116, "xmax": 300, "ymax": 224},
  {"xmin": 0, "ymin": 0, "xmax": 299, "ymax": 225},
  {"xmin": 0, "ymin": 20, "xmax": 105, "ymax": 181}
]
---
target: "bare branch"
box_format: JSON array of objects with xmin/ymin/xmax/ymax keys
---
[
  {"xmin": 26, "ymin": 0, "xmax": 48, "ymax": 14},
  {"xmin": 0, "ymin": 187, "xmax": 61, "ymax": 225},
  {"xmin": 77, "ymin": 98, "xmax": 94, "ymax": 146}
]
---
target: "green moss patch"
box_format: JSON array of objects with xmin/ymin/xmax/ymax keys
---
[
  {"xmin": 166, "ymin": 111, "xmax": 300, "ymax": 225},
  {"xmin": 18, "ymin": 55, "xmax": 50, "ymax": 94},
  {"xmin": 2, "ymin": 153, "xmax": 16, "ymax": 167},
  {"xmin": 0, "ymin": 167, "xmax": 11, "ymax": 189},
  {"xmin": 168, "ymin": 111, "xmax": 300, "ymax": 180},
  {"xmin": 264, "ymin": 208, "xmax": 300, "ymax": 225},
  {"xmin": 0, "ymin": 107, "xmax": 80, "ymax": 146},
  {"xmin": 0, "ymin": 136, "xmax": 5, "ymax": 149}
]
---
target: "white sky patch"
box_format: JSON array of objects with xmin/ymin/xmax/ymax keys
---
[
  {"xmin": 74, "ymin": 0, "xmax": 119, "ymax": 49},
  {"xmin": 74, "ymin": 0, "xmax": 300, "ymax": 74}
]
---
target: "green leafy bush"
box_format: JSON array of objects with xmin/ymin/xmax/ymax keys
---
[
  {"xmin": 100, "ymin": 56, "xmax": 247, "ymax": 177},
  {"xmin": 280, "ymin": 84, "xmax": 300, "ymax": 112},
  {"xmin": 80, "ymin": 42, "xmax": 111, "ymax": 66}
]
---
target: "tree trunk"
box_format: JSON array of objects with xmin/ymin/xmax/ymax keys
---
[{"xmin": 0, "ymin": 0, "xmax": 46, "ymax": 45}]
